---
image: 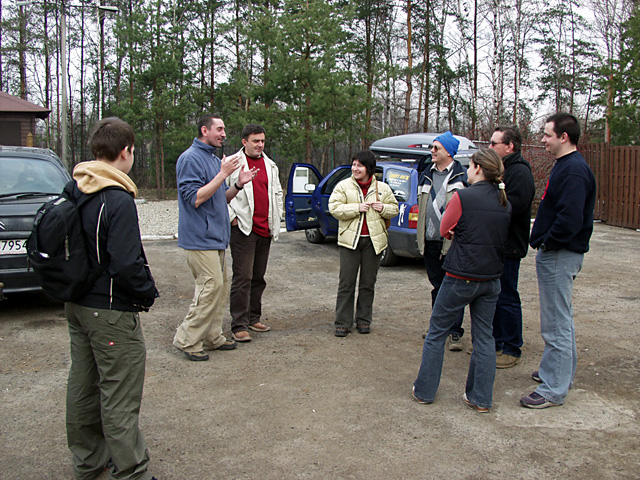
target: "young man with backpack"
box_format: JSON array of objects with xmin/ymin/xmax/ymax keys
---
[{"xmin": 64, "ymin": 117, "xmax": 159, "ymax": 480}]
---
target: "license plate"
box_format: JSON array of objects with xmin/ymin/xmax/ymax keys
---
[{"xmin": 0, "ymin": 239, "xmax": 28, "ymax": 255}]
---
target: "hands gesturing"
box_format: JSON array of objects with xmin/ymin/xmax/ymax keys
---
[
  {"xmin": 221, "ymin": 154, "xmax": 259, "ymax": 186},
  {"xmin": 238, "ymin": 165, "xmax": 258, "ymax": 186},
  {"xmin": 221, "ymin": 154, "xmax": 241, "ymax": 176}
]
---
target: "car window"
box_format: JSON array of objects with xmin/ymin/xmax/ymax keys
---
[
  {"xmin": 321, "ymin": 168, "xmax": 351, "ymax": 195},
  {"xmin": 291, "ymin": 165, "xmax": 320, "ymax": 194},
  {"xmin": 384, "ymin": 168, "xmax": 412, "ymax": 202},
  {"xmin": 0, "ymin": 157, "xmax": 69, "ymax": 195}
]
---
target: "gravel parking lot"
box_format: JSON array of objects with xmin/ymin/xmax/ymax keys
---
[{"xmin": 1, "ymin": 201, "xmax": 639, "ymax": 479}]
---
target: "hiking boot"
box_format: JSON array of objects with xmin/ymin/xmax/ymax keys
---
[
  {"xmin": 206, "ymin": 338, "xmax": 237, "ymax": 351},
  {"xmin": 447, "ymin": 334, "xmax": 463, "ymax": 351},
  {"xmin": 182, "ymin": 350, "xmax": 209, "ymax": 361},
  {"xmin": 520, "ymin": 391, "xmax": 560, "ymax": 409},
  {"xmin": 356, "ymin": 323, "xmax": 371, "ymax": 334},
  {"xmin": 335, "ymin": 327, "xmax": 350, "ymax": 337},
  {"xmin": 496, "ymin": 354, "xmax": 521, "ymax": 369}
]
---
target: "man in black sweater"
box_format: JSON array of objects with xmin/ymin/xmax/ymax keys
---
[
  {"xmin": 489, "ymin": 126, "xmax": 535, "ymax": 368},
  {"xmin": 521, "ymin": 113, "xmax": 596, "ymax": 409}
]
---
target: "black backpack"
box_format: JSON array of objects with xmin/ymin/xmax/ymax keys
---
[{"xmin": 27, "ymin": 180, "xmax": 105, "ymax": 302}]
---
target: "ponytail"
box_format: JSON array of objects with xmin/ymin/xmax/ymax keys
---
[{"xmin": 471, "ymin": 149, "xmax": 508, "ymax": 207}]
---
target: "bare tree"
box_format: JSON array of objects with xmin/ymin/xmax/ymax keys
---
[{"xmin": 589, "ymin": 0, "xmax": 632, "ymax": 142}]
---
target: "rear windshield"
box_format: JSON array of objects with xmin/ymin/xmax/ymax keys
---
[
  {"xmin": 385, "ymin": 168, "xmax": 412, "ymax": 202},
  {"xmin": 0, "ymin": 157, "xmax": 69, "ymax": 196}
]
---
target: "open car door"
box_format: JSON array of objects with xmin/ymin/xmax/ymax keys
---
[{"xmin": 285, "ymin": 163, "xmax": 322, "ymax": 231}]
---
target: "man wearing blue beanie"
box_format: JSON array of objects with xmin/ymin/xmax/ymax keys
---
[
  {"xmin": 433, "ymin": 131, "xmax": 460, "ymax": 159},
  {"xmin": 416, "ymin": 131, "xmax": 468, "ymax": 350}
]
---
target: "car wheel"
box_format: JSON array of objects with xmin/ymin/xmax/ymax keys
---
[
  {"xmin": 379, "ymin": 245, "xmax": 397, "ymax": 267},
  {"xmin": 305, "ymin": 228, "xmax": 325, "ymax": 244}
]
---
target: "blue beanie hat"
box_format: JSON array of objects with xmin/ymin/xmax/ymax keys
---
[{"xmin": 433, "ymin": 131, "xmax": 460, "ymax": 158}]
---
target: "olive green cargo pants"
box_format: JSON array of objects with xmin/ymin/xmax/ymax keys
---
[{"xmin": 65, "ymin": 303, "xmax": 152, "ymax": 480}]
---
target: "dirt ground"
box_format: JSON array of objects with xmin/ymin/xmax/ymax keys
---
[{"xmin": 1, "ymin": 221, "xmax": 639, "ymax": 480}]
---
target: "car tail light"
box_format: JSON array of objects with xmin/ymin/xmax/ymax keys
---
[{"xmin": 408, "ymin": 204, "xmax": 419, "ymax": 229}]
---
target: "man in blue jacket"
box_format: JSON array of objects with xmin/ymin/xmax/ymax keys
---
[
  {"xmin": 521, "ymin": 113, "xmax": 596, "ymax": 409},
  {"xmin": 173, "ymin": 114, "xmax": 257, "ymax": 361}
]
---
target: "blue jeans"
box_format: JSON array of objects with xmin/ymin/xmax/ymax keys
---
[
  {"xmin": 535, "ymin": 249, "xmax": 583, "ymax": 404},
  {"xmin": 414, "ymin": 276, "xmax": 501, "ymax": 408},
  {"xmin": 492, "ymin": 258, "xmax": 523, "ymax": 357},
  {"xmin": 423, "ymin": 241, "xmax": 464, "ymax": 336}
]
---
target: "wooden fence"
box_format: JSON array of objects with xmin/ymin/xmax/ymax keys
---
[
  {"xmin": 476, "ymin": 141, "xmax": 640, "ymax": 229},
  {"xmin": 581, "ymin": 143, "xmax": 640, "ymax": 230}
]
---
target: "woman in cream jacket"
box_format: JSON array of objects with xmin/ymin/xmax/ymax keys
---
[{"xmin": 328, "ymin": 151, "xmax": 399, "ymax": 337}]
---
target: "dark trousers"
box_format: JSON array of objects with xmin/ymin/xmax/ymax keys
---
[
  {"xmin": 230, "ymin": 226, "xmax": 272, "ymax": 333},
  {"xmin": 423, "ymin": 240, "xmax": 464, "ymax": 336},
  {"xmin": 335, "ymin": 237, "xmax": 382, "ymax": 329},
  {"xmin": 492, "ymin": 257, "xmax": 523, "ymax": 357}
]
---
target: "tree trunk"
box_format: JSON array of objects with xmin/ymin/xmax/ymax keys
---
[
  {"xmin": 403, "ymin": 0, "xmax": 413, "ymax": 134},
  {"xmin": 19, "ymin": 6, "xmax": 27, "ymax": 99},
  {"xmin": 423, "ymin": 0, "xmax": 431, "ymax": 132}
]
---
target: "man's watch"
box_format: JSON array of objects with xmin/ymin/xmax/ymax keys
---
[{"xmin": 540, "ymin": 243, "xmax": 548, "ymax": 252}]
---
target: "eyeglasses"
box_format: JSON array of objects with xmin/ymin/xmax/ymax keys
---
[
  {"xmin": 431, "ymin": 145, "xmax": 441, "ymax": 151},
  {"xmin": 489, "ymin": 141, "xmax": 506, "ymax": 146}
]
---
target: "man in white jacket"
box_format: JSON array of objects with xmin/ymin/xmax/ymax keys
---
[{"xmin": 227, "ymin": 124, "xmax": 283, "ymax": 342}]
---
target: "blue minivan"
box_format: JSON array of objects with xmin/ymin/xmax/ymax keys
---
[{"xmin": 284, "ymin": 133, "xmax": 476, "ymax": 266}]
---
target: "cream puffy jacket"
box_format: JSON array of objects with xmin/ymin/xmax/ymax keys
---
[
  {"xmin": 227, "ymin": 149, "xmax": 283, "ymax": 240},
  {"xmin": 328, "ymin": 175, "xmax": 399, "ymax": 255}
]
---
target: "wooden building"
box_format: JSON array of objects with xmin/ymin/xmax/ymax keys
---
[{"xmin": 0, "ymin": 91, "xmax": 51, "ymax": 146}]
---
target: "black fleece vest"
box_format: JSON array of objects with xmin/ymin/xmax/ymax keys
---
[{"xmin": 443, "ymin": 181, "xmax": 512, "ymax": 280}]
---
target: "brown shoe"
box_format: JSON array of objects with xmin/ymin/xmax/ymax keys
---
[
  {"xmin": 463, "ymin": 393, "xmax": 489, "ymax": 413},
  {"xmin": 496, "ymin": 353, "xmax": 521, "ymax": 369},
  {"xmin": 232, "ymin": 331, "xmax": 252, "ymax": 342},
  {"xmin": 249, "ymin": 322, "xmax": 271, "ymax": 332}
]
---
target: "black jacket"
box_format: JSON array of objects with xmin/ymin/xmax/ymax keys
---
[
  {"xmin": 443, "ymin": 181, "xmax": 512, "ymax": 280},
  {"xmin": 502, "ymin": 152, "xmax": 535, "ymax": 258},
  {"xmin": 530, "ymin": 150, "xmax": 596, "ymax": 253},
  {"xmin": 71, "ymin": 183, "xmax": 158, "ymax": 312}
]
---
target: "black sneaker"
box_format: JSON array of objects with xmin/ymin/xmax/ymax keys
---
[{"xmin": 532, "ymin": 371, "xmax": 542, "ymax": 383}]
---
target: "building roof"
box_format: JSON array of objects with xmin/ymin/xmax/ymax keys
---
[{"xmin": 0, "ymin": 91, "xmax": 51, "ymax": 119}]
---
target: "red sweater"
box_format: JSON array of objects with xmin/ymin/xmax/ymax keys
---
[
  {"xmin": 357, "ymin": 177, "xmax": 372, "ymax": 236},
  {"xmin": 247, "ymin": 155, "xmax": 270, "ymax": 237}
]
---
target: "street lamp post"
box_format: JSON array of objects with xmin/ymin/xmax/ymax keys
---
[{"xmin": 15, "ymin": 0, "xmax": 117, "ymax": 168}]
